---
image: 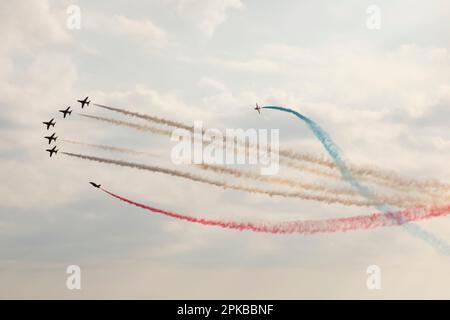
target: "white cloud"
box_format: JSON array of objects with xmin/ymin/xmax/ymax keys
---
[
  {"xmin": 209, "ymin": 43, "xmax": 450, "ymax": 118},
  {"xmin": 198, "ymin": 76, "xmax": 228, "ymax": 92},
  {"xmin": 260, "ymin": 44, "xmax": 321, "ymax": 64},
  {"xmin": 92, "ymin": 84, "xmax": 210, "ymax": 122},
  {"xmin": 114, "ymin": 15, "xmax": 168, "ymax": 49},
  {"xmin": 0, "ymin": 0, "xmax": 70, "ymax": 55},
  {"xmin": 209, "ymin": 57, "xmax": 280, "ymax": 73},
  {"xmin": 174, "ymin": 0, "xmax": 244, "ymax": 35},
  {"xmin": 84, "ymin": 12, "xmax": 169, "ymax": 50},
  {"xmin": 0, "ymin": 0, "xmax": 76, "ymax": 128}
]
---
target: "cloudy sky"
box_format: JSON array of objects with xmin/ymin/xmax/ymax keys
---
[{"xmin": 1, "ymin": 0, "xmax": 450, "ymax": 299}]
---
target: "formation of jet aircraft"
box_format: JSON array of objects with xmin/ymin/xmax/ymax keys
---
[
  {"xmin": 43, "ymin": 97, "xmax": 89, "ymax": 158},
  {"xmin": 42, "ymin": 97, "xmax": 256, "ymax": 189}
]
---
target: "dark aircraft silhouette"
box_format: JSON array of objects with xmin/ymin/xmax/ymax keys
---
[
  {"xmin": 44, "ymin": 133, "xmax": 57, "ymax": 144},
  {"xmin": 254, "ymin": 103, "xmax": 261, "ymax": 114},
  {"xmin": 77, "ymin": 96, "xmax": 90, "ymax": 108},
  {"xmin": 43, "ymin": 118, "xmax": 56, "ymax": 130},
  {"xmin": 59, "ymin": 106, "xmax": 72, "ymax": 118},
  {"xmin": 46, "ymin": 146, "xmax": 58, "ymax": 157},
  {"xmin": 89, "ymin": 182, "xmax": 101, "ymax": 188}
]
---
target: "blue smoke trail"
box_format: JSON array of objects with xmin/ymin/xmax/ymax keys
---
[{"xmin": 263, "ymin": 105, "xmax": 450, "ymax": 255}]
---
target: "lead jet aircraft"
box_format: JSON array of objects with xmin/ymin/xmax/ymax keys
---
[{"xmin": 77, "ymin": 96, "xmax": 90, "ymax": 109}]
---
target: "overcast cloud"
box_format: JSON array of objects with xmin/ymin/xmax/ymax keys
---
[{"xmin": 1, "ymin": 0, "xmax": 450, "ymax": 299}]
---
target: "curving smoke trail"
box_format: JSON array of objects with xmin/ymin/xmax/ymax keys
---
[
  {"xmin": 82, "ymin": 110, "xmax": 344, "ymax": 185},
  {"xmin": 71, "ymin": 104, "xmax": 450, "ymax": 245},
  {"xmin": 82, "ymin": 105, "xmax": 445, "ymax": 205},
  {"xmin": 62, "ymin": 151, "xmax": 384, "ymax": 207},
  {"xmin": 101, "ymin": 187, "xmax": 450, "ymax": 235},
  {"xmin": 93, "ymin": 103, "xmax": 450, "ymax": 194},
  {"xmin": 262, "ymin": 105, "xmax": 450, "ymax": 255},
  {"xmin": 263, "ymin": 106, "xmax": 374, "ymax": 198}
]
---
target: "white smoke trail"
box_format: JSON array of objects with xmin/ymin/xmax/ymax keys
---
[
  {"xmin": 63, "ymin": 151, "xmax": 386, "ymax": 207},
  {"xmin": 88, "ymin": 104, "xmax": 450, "ymax": 196},
  {"xmin": 61, "ymin": 139, "xmax": 160, "ymax": 158}
]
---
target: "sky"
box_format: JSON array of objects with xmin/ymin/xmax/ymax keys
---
[{"xmin": 1, "ymin": 0, "xmax": 450, "ymax": 299}]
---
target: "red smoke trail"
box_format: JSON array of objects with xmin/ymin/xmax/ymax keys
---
[{"xmin": 101, "ymin": 188, "xmax": 450, "ymax": 235}]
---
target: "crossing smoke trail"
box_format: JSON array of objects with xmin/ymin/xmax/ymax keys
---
[
  {"xmin": 263, "ymin": 106, "xmax": 377, "ymax": 200},
  {"xmin": 82, "ymin": 110, "xmax": 340, "ymax": 183},
  {"xmin": 198, "ymin": 163, "xmax": 426, "ymax": 208},
  {"xmin": 69, "ymin": 103, "xmax": 450, "ymax": 248},
  {"xmin": 64, "ymin": 138, "xmax": 352, "ymax": 199},
  {"xmin": 262, "ymin": 105, "xmax": 450, "ymax": 255},
  {"xmin": 81, "ymin": 106, "xmax": 444, "ymax": 205},
  {"xmin": 62, "ymin": 151, "xmax": 382, "ymax": 207},
  {"xmin": 282, "ymin": 151, "xmax": 450, "ymax": 194},
  {"xmin": 93, "ymin": 103, "xmax": 450, "ymax": 194},
  {"xmin": 82, "ymin": 111, "xmax": 346, "ymax": 185},
  {"xmin": 71, "ymin": 104, "xmax": 449, "ymax": 243},
  {"xmin": 61, "ymin": 136, "xmax": 425, "ymax": 207},
  {"xmin": 101, "ymin": 187, "xmax": 450, "ymax": 235},
  {"xmin": 93, "ymin": 103, "xmax": 340, "ymax": 171}
]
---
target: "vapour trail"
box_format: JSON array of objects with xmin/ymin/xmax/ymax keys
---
[
  {"xmin": 82, "ymin": 110, "xmax": 341, "ymax": 185},
  {"xmin": 198, "ymin": 163, "xmax": 426, "ymax": 208},
  {"xmin": 65, "ymin": 137, "xmax": 359, "ymax": 200},
  {"xmin": 262, "ymin": 105, "xmax": 450, "ymax": 255},
  {"xmin": 93, "ymin": 103, "xmax": 336, "ymax": 169},
  {"xmin": 94, "ymin": 103, "xmax": 191, "ymax": 131},
  {"xmin": 61, "ymin": 139, "xmax": 160, "ymax": 158},
  {"xmin": 61, "ymin": 135, "xmax": 425, "ymax": 207},
  {"xmin": 62, "ymin": 151, "xmax": 383, "ymax": 207},
  {"xmin": 281, "ymin": 150, "xmax": 450, "ymax": 194},
  {"xmin": 63, "ymin": 134, "xmax": 416, "ymax": 205},
  {"xmin": 101, "ymin": 187, "xmax": 450, "ymax": 235},
  {"xmin": 93, "ymin": 103, "xmax": 450, "ymax": 194},
  {"xmin": 78, "ymin": 113, "xmax": 173, "ymax": 137},
  {"xmin": 82, "ymin": 111, "xmax": 346, "ymax": 184},
  {"xmin": 80, "ymin": 106, "xmax": 442, "ymax": 208}
]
